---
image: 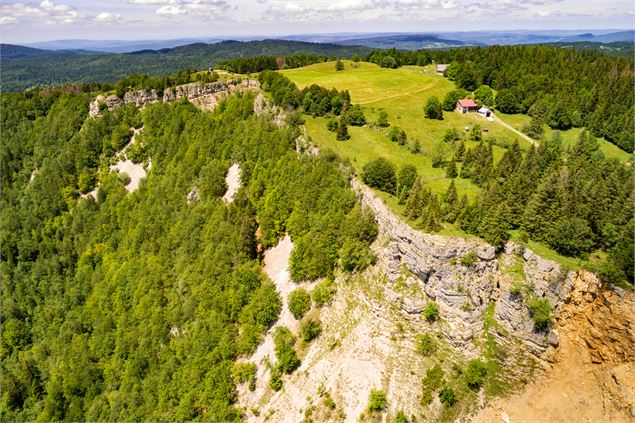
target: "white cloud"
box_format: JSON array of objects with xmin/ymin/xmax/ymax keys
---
[
  {"xmin": 153, "ymin": 0, "xmax": 229, "ymax": 17},
  {"xmin": 128, "ymin": 0, "xmax": 177, "ymax": 4},
  {"xmin": 92, "ymin": 12, "xmax": 122, "ymax": 23},
  {"xmin": 0, "ymin": 16, "xmax": 17, "ymax": 25},
  {"xmin": 0, "ymin": 0, "xmax": 78, "ymax": 24},
  {"xmin": 156, "ymin": 5, "xmax": 186, "ymax": 14}
]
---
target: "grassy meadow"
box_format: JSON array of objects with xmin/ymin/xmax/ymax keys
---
[
  {"xmin": 284, "ymin": 61, "xmax": 527, "ymax": 199},
  {"xmin": 282, "ymin": 60, "xmax": 631, "ymax": 272}
]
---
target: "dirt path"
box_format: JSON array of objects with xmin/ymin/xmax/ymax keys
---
[
  {"xmin": 222, "ymin": 163, "xmax": 242, "ymax": 204},
  {"xmin": 491, "ymin": 114, "xmax": 539, "ymax": 147}
]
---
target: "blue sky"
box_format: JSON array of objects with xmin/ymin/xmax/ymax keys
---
[{"xmin": 1, "ymin": 0, "xmax": 633, "ymax": 43}]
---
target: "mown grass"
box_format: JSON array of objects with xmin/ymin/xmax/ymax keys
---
[
  {"xmin": 498, "ymin": 112, "xmax": 632, "ymax": 161},
  {"xmin": 285, "ymin": 61, "xmax": 534, "ymax": 155}
]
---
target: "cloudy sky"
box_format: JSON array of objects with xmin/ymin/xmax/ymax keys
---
[{"xmin": 1, "ymin": 0, "xmax": 633, "ymax": 43}]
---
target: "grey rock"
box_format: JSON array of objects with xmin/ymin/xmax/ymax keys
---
[{"xmin": 477, "ymin": 245, "xmax": 496, "ymax": 261}]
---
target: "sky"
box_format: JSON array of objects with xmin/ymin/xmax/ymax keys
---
[{"xmin": 0, "ymin": 0, "xmax": 633, "ymax": 43}]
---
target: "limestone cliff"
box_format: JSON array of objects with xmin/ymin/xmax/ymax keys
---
[
  {"xmin": 235, "ymin": 174, "xmax": 633, "ymax": 423},
  {"xmin": 89, "ymin": 79, "xmax": 260, "ymax": 117}
]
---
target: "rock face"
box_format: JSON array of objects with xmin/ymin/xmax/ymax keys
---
[
  {"xmin": 89, "ymin": 79, "xmax": 260, "ymax": 116},
  {"xmin": 353, "ymin": 179, "xmax": 568, "ymax": 357},
  {"xmin": 253, "ymin": 92, "xmax": 288, "ymax": 127}
]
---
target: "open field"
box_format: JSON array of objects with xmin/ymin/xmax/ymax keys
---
[
  {"xmin": 285, "ymin": 61, "xmax": 528, "ymax": 200},
  {"xmin": 283, "ymin": 60, "xmax": 630, "ymax": 273},
  {"xmin": 284, "ymin": 61, "xmax": 535, "ymax": 157}
]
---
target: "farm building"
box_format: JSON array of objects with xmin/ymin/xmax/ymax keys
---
[
  {"xmin": 456, "ymin": 99, "xmax": 478, "ymax": 113},
  {"xmin": 478, "ymin": 107, "xmax": 492, "ymax": 117},
  {"xmin": 436, "ymin": 64, "xmax": 449, "ymax": 76}
]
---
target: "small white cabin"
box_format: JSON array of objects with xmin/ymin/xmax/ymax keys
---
[{"xmin": 478, "ymin": 107, "xmax": 492, "ymax": 117}]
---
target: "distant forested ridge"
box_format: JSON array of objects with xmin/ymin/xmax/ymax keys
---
[
  {"xmin": 366, "ymin": 45, "xmax": 634, "ymax": 152},
  {"xmin": 0, "ymin": 40, "xmax": 372, "ymax": 92},
  {"xmin": 0, "ymin": 84, "xmax": 376, "ymax": 419},
  {"xmin": 218, "ymin": 53, "xmax": 332, "ymax": 74}
]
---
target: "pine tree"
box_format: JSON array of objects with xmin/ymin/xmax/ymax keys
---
[
  {"xmin": 522, "ymin": 168, "xmax": 564, "ymax": 242},
  {"xmin": 405, "ymin": 178, "xmax": 423, "ymax": 220},
  {"xmin": 336, "ymin": 114, "xmax": 350, "ymax": 141},
  {"xmin": 455, "ymin": 140, "xmax": 466, "ymax": 162},
  {"xmin": 445, "ymin": 158, "xmax": 457, "ymax": 178},
  {"xmin": 442, "ymin": 180, "xmax": 459, "ymax": 223},
  {"xmin": 494, "ymin": 140, "xmax": 522, "ymax": 181},
  {"xmin": 480, "ymin": 202, "xmax": 512, "ymax": 250},
  {"xmin": 444, "ymin": 180, "xmax": 458, "ymax": 207},
  {"xmin": 420, "ymin": 195, "xmax": 442, "ymax": 232}
]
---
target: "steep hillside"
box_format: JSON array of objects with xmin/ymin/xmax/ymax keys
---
[{"xmin": 2, "ymin": 56, "xmax": 633, "ymax": 423}]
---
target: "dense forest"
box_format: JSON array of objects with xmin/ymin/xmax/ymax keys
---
[
  {"xmin": 366, "ymin": 45, "xmax": 634, "ymax": 152},
  {"xmin": 0, "ymin": 85, "xmax": 376, "ymax": 420},
  {"xmin": 1, "ymin": 40, "xmax": 372, "ymax": 92},
  {"xmin": 218, "ymin": 54, "xmax": 333, "ymax": 74},
  {"xmin": 361, "ymin": 130, "xmax": 634, "ymax": 286}
]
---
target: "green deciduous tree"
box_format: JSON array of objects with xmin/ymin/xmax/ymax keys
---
[
  {"xmin": 424, "ymin": 96, "xmax": 443, "ymax": 120},
  {"xmin": 362, "ymin": 157, "xmax": 397, "ymax": 195}
]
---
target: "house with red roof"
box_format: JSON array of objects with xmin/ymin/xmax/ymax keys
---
[{"xmin": 456, "ymin": 99, "xmax": 478, "ymax": 113}]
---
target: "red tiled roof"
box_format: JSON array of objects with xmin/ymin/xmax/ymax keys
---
[{"xmin": 457, "ymin": 99, "xmax": 477, "ymax": 108}]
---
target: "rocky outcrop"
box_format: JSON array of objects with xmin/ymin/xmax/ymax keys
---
[
  {"xmin": 353, "ymin": 179, "xmax": 565, "ymax": 357},
  {"xmin": 253, "ymin": 92, "xmax": 288, "ymax": 127},
  {"xmin": 89, "ymin": 79, "xmax": 260, "ymax": 116}
]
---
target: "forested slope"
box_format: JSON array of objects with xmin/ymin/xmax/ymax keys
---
[
  {"xmin": 1, "ymin": 40, "xmax": 372, "ymax": 92},
  {"xmin": 0, "ymin": 88, "xmax": 376, "ymax": 420}
]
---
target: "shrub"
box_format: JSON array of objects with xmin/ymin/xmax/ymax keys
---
[
  {"xmin": 232, "ymin": 362, "xmax": 257, "ymax": 391},
  {"xmin": 311, "ymin": 278, "xmax": 336, "ymax": 306},
  {"xmin": 300, "ymin": 317, "xmax": 322, "ymax": 343},
  {"xmin": 394, "ymin": 410, "xmax": 409, "ymax": 423},
  {"xmin": 345, "ymin": 104, "xmax": 366, "ymax": 126},
  {"xmin": 288, "ymin": 288, "xmax": 311, "ymax": 320},
  {"xmin": 270, "ymin": 367, "xmax": 283, "ymax": 391},
  {"xmin": 442, "ymin": 127, "xmax": 461, "ymax": 142},
  {"xmin": 424, "ymin": 96, "xmax": 443, "ymax": 120},
  {"xmin": 439, "ymin": 386, "xmax": 456, "ymax": 407},
  {"xmin": 416, "ymin": 333, "xmax": 437, "ymax": 356},
  {"xmin": 528, "ymin": 297, "xmax": 552, "ymax": 331},
  {"xmin": 377, "ymin": 110, "xmax": 389, "ymax": 127},
  {"xmin": 389, "ymin": 126, "xmax": 407, "ymax": 145},
  {"xmin": 465, "ymin": 359, "xmax": 488, "ymax": 390},
  {"xmin": 509, "ymin": 281, "xmax": 523, "ymax": 297},
  {"xmin": 273, "ymin": 327, "xmax": 301, "ymax": 373},
  {"xmin": 362, "ymin": 157, "xmax": 397, "ymax": 195},
  {"xmin": 460, "ymin": 250, "xmax": 478, "ymax": 267},
  {"xmin": 421, "ymin": 364, "xmax": 444, "ymax": 405},
  {"xmin": 327, "ymin": 117, "xmax": 338, "ymax": 132},
  {"xmin": 335, "ymin": 60, "xmax": 345, "ymax": 71},
  {"xmin": 324, "ymin": 391, "xmax": 336, "ymax": 410},
  {"xmin": 423, "ymin": 302, "xmax": 439, "ymax": 323},
  {"xmin": 367, "ymin": 389, "xmax": 387, "ymax": 413}
]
